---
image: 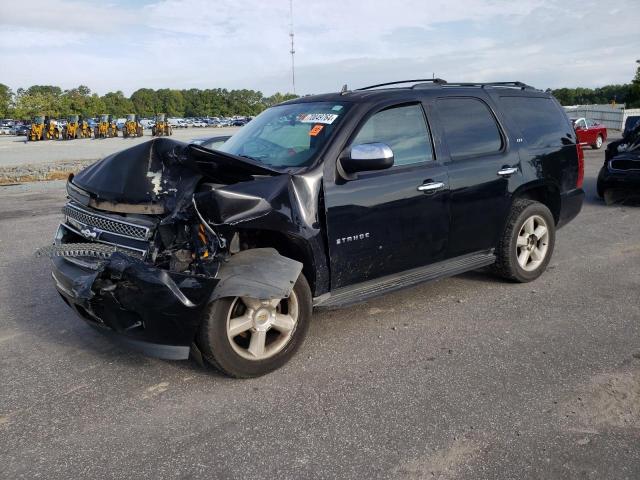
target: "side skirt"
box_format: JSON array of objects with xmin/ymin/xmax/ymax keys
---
[{"xmin": 313, "ymin": 250, "xmax": 496, "ymax": 308}]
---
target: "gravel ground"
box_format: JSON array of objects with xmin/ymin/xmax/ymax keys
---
[
  {"xmin": 0, "ymin": 135, "xmax": 638, "ymax": 479},
  {"xmin": 0, "ymin": 127, "xmax": 239, "ymax": 182}
]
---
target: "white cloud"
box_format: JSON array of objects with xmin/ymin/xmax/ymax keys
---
[{"xmin": 0, "ymin": 0, "xmax": 638, "ymax": 95}]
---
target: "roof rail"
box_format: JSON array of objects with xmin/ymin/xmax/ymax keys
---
[
  {"xmin": 356, "ymin": 78, "xmax": 448, "ymax": 91},
  {"xmin": 442, "ymin": 81, "xmax": 536, "ymax": 90}
]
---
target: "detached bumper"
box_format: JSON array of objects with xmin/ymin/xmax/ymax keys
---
[
  {"xmin": 557, "ymin": 188, "xmax": 584, "ymax": 229},
  {"xmin": 51, "ymin": 255, "xmax": 218, "ymax": 360}
]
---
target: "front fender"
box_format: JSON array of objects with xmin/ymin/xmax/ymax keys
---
[{"xmin": 211, "ymin": 248, "xmax": 303, "ymax": 301}]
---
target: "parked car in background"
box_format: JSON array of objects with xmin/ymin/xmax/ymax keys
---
[
  {"xmin": 623, "ymin": 116, "xmax": 640, "ymax": 138},
  {"xmin": 139, "ymin": 119, "xmax": 155, "ymax": 130},
  {"xmin": 232, "ymin": 117, "xmax": 249, "ymax": 126},
  {"xmin": 597, "ymin": 118, "xmax": 640, "ymax": 202},
  {"xmin": 0, "ymin": 125, "xmax": 12, "ymax": 135},
  {"xmin": 571, "ymin": 117, "xmax": 607, "ymax": 149},
  {"xmin": 15, "ymin": 124, "xmax": 30, "ymax": 136}
]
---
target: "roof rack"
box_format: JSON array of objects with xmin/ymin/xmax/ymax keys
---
[
  {"xmin": 442, "ymin": 81, "xmax": 536, "ymax": 90},
  {"xmin": 356, "ymin": 78, "xmax": 448, "ymax": 90}
]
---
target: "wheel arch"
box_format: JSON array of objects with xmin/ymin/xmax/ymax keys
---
[
  {"xmin": 511, "ymin": 182, "xmax": 561, "ymax": 225},
  {"xmin": 235, "ymin": 228, "xmax": 328, "ymax": 297}
]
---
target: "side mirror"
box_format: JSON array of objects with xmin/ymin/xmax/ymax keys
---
[{"xmin": 340, "ymin": 143, "xmax": 394, "ymax": 175}]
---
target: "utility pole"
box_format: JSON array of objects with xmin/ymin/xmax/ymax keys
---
[{"xmin": 289, "ymin": 0, "xmax": 296, "ymax": 94}]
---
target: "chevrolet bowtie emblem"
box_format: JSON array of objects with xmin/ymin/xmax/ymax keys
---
[{"xmin": 80, "ymin": 227, "xmax": 98, "ymax": 239}]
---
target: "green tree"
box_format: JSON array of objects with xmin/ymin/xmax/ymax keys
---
[
  {"xmin": 263, "ymin": 92, "xmax": 298, "ymax": 107},
  {"xmin": 131, "ymin": 88, "xmax": 158, "ymax": 117},
  {"xmin": 628, "ymin": 64, "xmax": 640, "ymax": 108},
  {"xmin": 0, "ymin": 83, "xmax": 13, "ymax": 117},
  {"xmin": 156, "ymin": 89, "xmax": 185, "ymax": 117},
  {"xmin": 101, "ymin": 91, "xmax": 134, "ymax": 117}
]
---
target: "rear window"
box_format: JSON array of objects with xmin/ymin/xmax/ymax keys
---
[
  {"xmin": 436, "ymin": 97, "xmax": 503, "ymax": 159},
  {"xmin": 500, "ymin": 96, "xmax": 572, "ymax": 148}
]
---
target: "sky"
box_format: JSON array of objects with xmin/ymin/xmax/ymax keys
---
[{"xmin": 1, "ymin": 0, "xmax": 639, "ymax": 96}]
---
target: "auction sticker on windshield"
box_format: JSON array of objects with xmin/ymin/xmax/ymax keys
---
[{"xmin": 299, "ymin": 113, "xmax": 339, "ymax": 124}]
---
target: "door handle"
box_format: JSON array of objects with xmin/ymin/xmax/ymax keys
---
[
  {"xmin": 417, "ymin": 181, "xmax": 445, "ymax": 193},
  {"xmin": 497, "ymin": 166, "xmax": 518, "ymax": 177}
]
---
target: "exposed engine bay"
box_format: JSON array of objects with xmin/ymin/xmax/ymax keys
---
[{"xmin": 36, "ymin": 138, "xmax": 326, "ymax": 358}]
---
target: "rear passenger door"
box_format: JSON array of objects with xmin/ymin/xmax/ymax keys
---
[{"xmin": 432, "ymin": 96, "xmax": 521, "ymax": 257}]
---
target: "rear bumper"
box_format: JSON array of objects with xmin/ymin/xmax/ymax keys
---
[
  {"xmin": 557, "ymin": 188, "xmax": 584, "ymax": 229},
  {"xmin": 51, "ymin": 255, "xmax": 218, "ymax": 360}
]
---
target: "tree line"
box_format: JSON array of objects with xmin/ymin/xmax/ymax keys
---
[
  {"xmin": 1, "ymin": 64, "xmax": 639, "ymax": 120},
  {"xmin": 0, "ymin": 85, "xmax": 298, "ymax": 120}
]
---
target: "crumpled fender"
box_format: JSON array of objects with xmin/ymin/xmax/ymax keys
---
[{"xmin": 211, "ymin": 248, "xmax": 302, "ymax": 301}]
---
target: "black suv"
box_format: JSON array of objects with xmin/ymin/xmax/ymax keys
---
[{"xmin": 44, "ymin": 79, "xmax": 584, "ymax": 377}]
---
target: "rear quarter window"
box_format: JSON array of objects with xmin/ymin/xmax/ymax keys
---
[{"xmin": 500, "ymin": 96, "xmax": 573, "ymax": 148}]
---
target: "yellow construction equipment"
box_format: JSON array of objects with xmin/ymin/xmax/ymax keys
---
[
  {"xmin": 78, "ymin": 116, "xmax": 92, "ymax": 138},
  {"xmin": 123, "ymin": 114, "xmax": 143, "ymax": 138},
  {"xmin": 152, "ymin": 113, "xmax": 172, "ymax": 136},
  {"xmin": 94, "ymin": 114, "xmax": 112, "ymax": 139},
  {"xmin": 28, "ymin": 115, "xmax": 45, "ymax": 141},
  {"xmin": 62, "ymin": 115, "xmax": 80, "ymax": 140},
  {"xmin": 43, "ymin": 116, "xmax": 61, "ymax": 140},
  {"xmin": 109, "ymin": 115, "xmax": 118, "ymax": 137}
]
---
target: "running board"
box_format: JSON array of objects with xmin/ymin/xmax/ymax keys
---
[{"xmin": 314, "ymin": 251, "xmax": 496, "ymax": 308}]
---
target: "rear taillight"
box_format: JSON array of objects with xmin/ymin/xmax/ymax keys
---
[{"xmin": 576, "ymin": 143, "xmax": 584, "ymax": 189}]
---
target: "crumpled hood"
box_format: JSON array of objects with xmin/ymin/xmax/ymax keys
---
[{"xmin": 71, "ymin": 138, "xmax": 280, "ymax": 214}]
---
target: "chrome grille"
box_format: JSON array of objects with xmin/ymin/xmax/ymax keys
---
[{"xmin": 63, "ymin": 203, "xmax": 150, "ymax": 240}]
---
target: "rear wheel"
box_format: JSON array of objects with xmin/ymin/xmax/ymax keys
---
[
  {"xmin": 591, "ymin": 135, "xmax": 604, "ymax": 150},
  {"xmin": 592, "ymin": 135, "xmax": 604, "ymax": 149},
  {"xmin": 492, "ymin": 199, "xmax": 555, "ymax": 282},
  {"xmin": 197, "ymin": 274, "xmax": 312, "ymax": 378}
]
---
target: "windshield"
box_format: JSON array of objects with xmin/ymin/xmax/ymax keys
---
[
  {"xmin": 69, "ymin": 115, "xmax": 79, "ymax": 122},
  {"xmin": 217, "ymin": 101, "xmax": 351, "ymax": 168},
  {"xmin": 100, "ymin": 115, "xmax": 109, "ymax": 122},
  {"xmin": 34, "ymin": 116, "xmax": 44, "ymax": 124},
  {"xmin": 127, "ymin": 114, "xmax": 136, "ymax": 121}
]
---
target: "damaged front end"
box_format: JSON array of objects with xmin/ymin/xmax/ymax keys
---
[
  {"xmin": 599, "ymin": 122, "xmax": 640, "ymax": 204},
  {"xmin": 41, "ymin": 138, "xmax": 310, "ymax": 359}
]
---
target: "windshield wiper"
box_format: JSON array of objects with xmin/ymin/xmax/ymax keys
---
[{"xmin": 238, "ymin": 154, "xmax": 261, "ymax": 162}]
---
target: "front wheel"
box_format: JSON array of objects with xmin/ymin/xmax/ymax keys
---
[
  {"xmin": 197, "ymin": 274, "xmax": 312, "ymax": 378},
  {"xmin": 492, "ymin": 199, "xmax": 556, "ymax": 282}
]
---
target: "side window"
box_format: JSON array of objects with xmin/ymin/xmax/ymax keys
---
[
  {"xmin": 436, "ymin": 98, "xmax": 503, "ymax": 159},
  {"xmin": 500, "ymin": 96, "xmax": 575, "ymax": 148},
  {"xmin": 351, "ymin": 104, "xmax": 433, "ymax": 166}
]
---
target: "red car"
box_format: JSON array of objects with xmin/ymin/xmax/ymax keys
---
[{"xmin": 571, "ymin": 117, "xmax": 607, "ymax": 149}]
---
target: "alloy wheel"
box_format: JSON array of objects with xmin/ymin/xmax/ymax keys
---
[
  {"xmin": 226, "ymin": 292, "xmax": 299, "ymax": 361},
  {"xmin": 516, "ymin": 214, "xmax": 549, "ymax": 272}
]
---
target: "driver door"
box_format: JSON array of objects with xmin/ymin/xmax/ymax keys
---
[{"xmin": 323, "ymin": 102, "xmax": 450, "ymax": 289}]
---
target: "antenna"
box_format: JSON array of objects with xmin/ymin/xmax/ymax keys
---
[{"xmin": 289, "ymin": 0, "xmax": 296, "ymax": 94}]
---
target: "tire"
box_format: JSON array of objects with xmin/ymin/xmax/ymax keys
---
[
  {"xmin": 492, "ymin": 199, "xmax": 555, "ymax": 283},
  {"xmin": 596, "ymin": 166, "xmax": 606, "ymax": 199},
  {"xmin": 197, "ymin": 274, "xmax": 312, "ymax": 378},
  {"xmin": 592, "ymin": 134, "xmax": 604, "ymax": 150}
]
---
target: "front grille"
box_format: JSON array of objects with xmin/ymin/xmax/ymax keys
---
[
  {"xmin": 63, "ymin": 203, "xmax": 150, "ymax": 240},
  {"xmin": 610, "ymin": 159, "xmax": 640, "ymax": 171}
]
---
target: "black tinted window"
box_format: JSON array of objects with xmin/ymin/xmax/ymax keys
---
[
  {"xmin": 500, "ymin": 96, "xmax": 572, "ymax": 148},
  {"xmin": 352, "ymin": 104, "xmax": 433, "ymax": 166},
  {"xmin": 436, "ymin": 98, "xmax": 502, "ymax": 159}
]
